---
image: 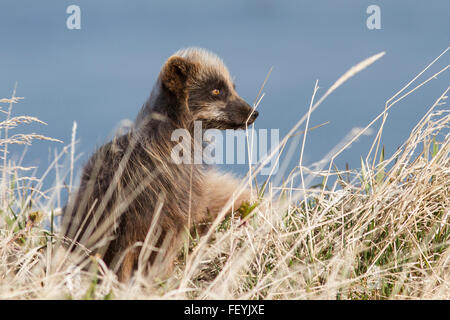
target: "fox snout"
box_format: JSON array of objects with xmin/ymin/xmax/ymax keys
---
[{"xmin": 227, "ymin": 97, "xmax": 259, "ymax": 129}]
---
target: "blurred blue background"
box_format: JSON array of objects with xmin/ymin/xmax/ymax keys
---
[{"xmin": 0, "ymin": 0, "xmax": 448, "ymax": 192}]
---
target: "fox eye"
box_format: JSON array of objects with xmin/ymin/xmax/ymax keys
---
[{"xmin": 211, "ymin": 89, "xmax": 220, "ymax": 96}]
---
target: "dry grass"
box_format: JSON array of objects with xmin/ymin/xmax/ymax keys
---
[{"xmin": 0, "ymin": 50, "xmax": 448, "ymax": 300}]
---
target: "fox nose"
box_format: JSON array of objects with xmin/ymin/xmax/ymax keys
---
[{"xmin": 249, "ymin": 109, "xmax": 259, "ymax": 122}]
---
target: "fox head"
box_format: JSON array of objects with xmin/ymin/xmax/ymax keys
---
[{"xmin": 143, "ymin": 48, "xmax": 258, "ymax": 130}]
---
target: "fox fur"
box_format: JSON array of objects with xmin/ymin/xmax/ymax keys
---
[{"xmin": 62, "ymin": 48, "xmax": 258, "ymax": 282}]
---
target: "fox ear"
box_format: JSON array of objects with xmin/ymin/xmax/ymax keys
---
[{"xmin": 160, "ymin": 56, "xmax": 197, "ymax": 98}]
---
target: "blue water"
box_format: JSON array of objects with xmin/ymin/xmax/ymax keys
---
[{"xmin": 0, "ymin": 0, "xmax": 449, "ymax": 196}]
